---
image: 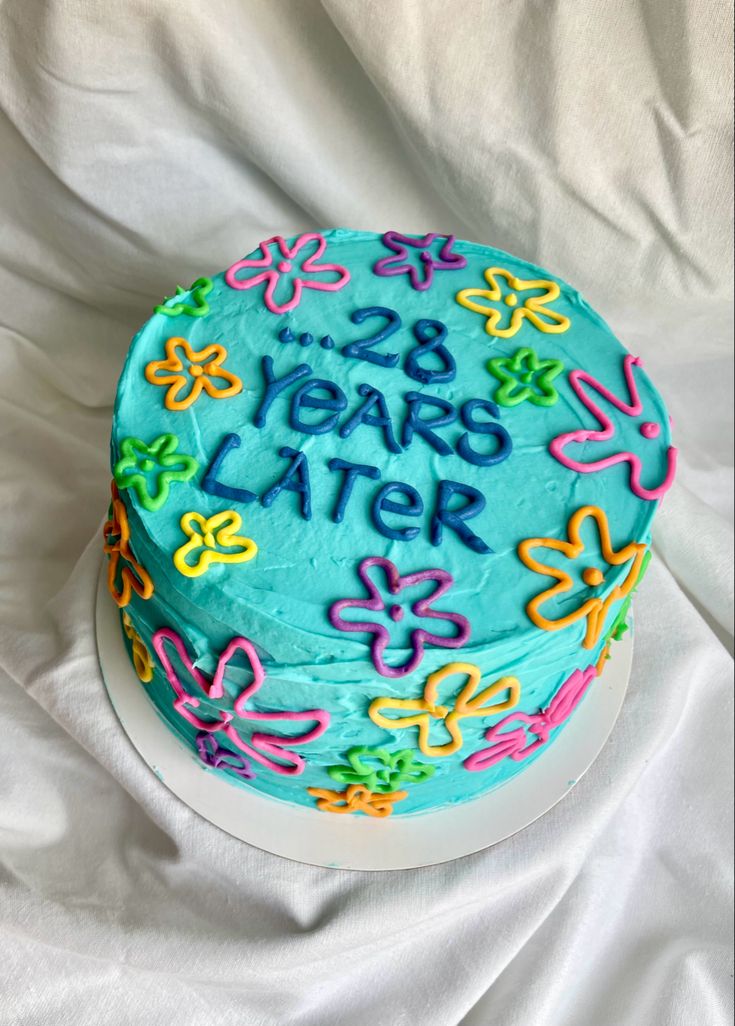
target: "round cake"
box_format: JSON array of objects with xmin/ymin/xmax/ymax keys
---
[{"xmin": 105, "ymin": 229, "xmax": 676, "ymax": 817}]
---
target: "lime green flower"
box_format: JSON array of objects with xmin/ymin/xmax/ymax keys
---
[
  {"xmin": 154, "ymin": 277, "xmax": 213, "ymax": 318},
  {"xmin": 114, "ymin": 434, "xmax": 199, "ymax": 511},
  {"xmin": 605, "ymin": 548, "xmax": 652, "ymax": 643},
  {"xmin": 488, "ymin": 347, "xmax": 564, "ymax": 408},
  {"xmin": 327, "ymin": 746, "xmax": 434, "ymax": 793}
]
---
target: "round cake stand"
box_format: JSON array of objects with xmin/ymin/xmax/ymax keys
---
[{"xmin": 96, "ymin": 562, "xmax": 633, "ymax": 871}]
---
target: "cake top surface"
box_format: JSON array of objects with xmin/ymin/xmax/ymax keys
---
[{"xmin": 112, "ymin": 228, "xmax": 675, "ymax": 678}]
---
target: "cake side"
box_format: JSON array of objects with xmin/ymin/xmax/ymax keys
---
[{"xmin": 105, "ymin": 229, "xmax": 675, "ymax": 815}]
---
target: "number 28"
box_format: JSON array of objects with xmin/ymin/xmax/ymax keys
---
[{"xmin": 342, "ymin": 306, "xmax": 456, "ymax": 386}]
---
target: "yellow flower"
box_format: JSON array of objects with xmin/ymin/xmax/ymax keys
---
[
  {"xmin": 456, "ymin": 267, "xmax": 570, "ymax": 338},
  {"xmin": 369, "ymin": 662, "xmax": 521, "ymax": 757},
  {"xmin": 121, "ymin": 612, "xmax": 154, "ymax": 683},
  {"xmin": 173, "ymin": 510, "xmax": 258, "ymax": 578}
]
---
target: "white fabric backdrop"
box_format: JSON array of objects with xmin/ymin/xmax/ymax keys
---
[{"xmin": 0, "ymin": 2, "xmax": 733, "ymax": 1024}]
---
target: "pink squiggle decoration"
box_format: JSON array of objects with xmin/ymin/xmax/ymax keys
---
[
  {"xmin": 464, "ymin": 665, "xmax": 597, "ymax": 772},
  {"xmin": 225, "ymin": 233, "xmax": 351, "ymax": 314},
  {"xmin": 328, "ymin": 557, "xmax": 471, "ymax": 679},
  {"xmin": 549, "ymin": 355, "xmax": 678, "ymax": 501},
  {"xmin": 151, "ymin": 627, "xmax": 330, "ymax": 776}
]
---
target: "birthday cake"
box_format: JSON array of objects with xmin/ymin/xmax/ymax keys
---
[{"xmin": 105, "ymin": 229, "xmax": 676, "ymax": 818}]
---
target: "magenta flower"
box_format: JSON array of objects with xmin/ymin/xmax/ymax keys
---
[
  {"xmin": 549, "ymin": 355, "xmax": 678, "ymax": 501},
  {"xmin": 225, "ymin": 232, "xmax": 350, "ymax": 314},
  {"xmin": 464, "ymin": 664, "xmax": 597, "ymax": 772},
  {"xmin": 373, "ymin": 231, "xmax": 467, "ymax": 291},
  {"xmin": 328, "ymin": 557, "xmax": 471, "ymax": 678},
  {"xmin": 152, "ymin": 627, "xmax": 330, "ymax": 776}
]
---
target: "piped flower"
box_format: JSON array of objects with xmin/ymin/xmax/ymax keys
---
[
  {"xmin": 195, "ymin": 732, "xmax": 255, "ymax": 780},
  {"xmin": 121, "ymin": 611, "xmax": 154, "ymax": 683},
  {"xmin": 595, "ymin": 548, "xmax": 653, "ymax": 676},
  {"xmin": 103, "ymin": 482, "xmax": 154, "ymax": 608},
  {"xmin": 373, "ymin": 231, "xmax": 467, "ymax": 291},
  {"xmin": 518, "ymin": 505, "xmax": 648, "ymax": 649},
  {"xmin": 327, "ymin": 747, "xmax": 434, "ymax": 793},
  {"xmin": 328, "ymin": 557, "xmax": 471, "ymax": 679},
  {"xmin": 113, "ymin": 434, "xmax": 198, "ymax": 511},
  {"xmin": 549, "ymin": 355, "xmax": 677, "ymax": 501},
  {"xmin": 152, "ymin": 628, "xmax": 330, "ymax": 776},
  {"xmin": 369, "ymin": 662, "xmax": 521, "ymax": 757},
  {"xmin": 456, "ymin": 267, "xmax": 570, "ymax": 338},
  {"xmin": 173, "ymin": 510, "xmax": 257, "ymax": 578},
  {"xmin": 225, "ymin": 233, "xmax": 350, "ymax": 314},
  {"xmin": 605, "ymin": 548, "xmax": 652, "ymax": 644},
  {"xmin": 144, "ymin": 337, "xmax": 242, "ymax": 412},
  {"xmin": 307, "ymin": 784, "xmax": 407, "ymax": 817},
  {"xmin": 154, "ymin": 277, "xmax": 213, "ymax": 318},
  {"xmin": 487, "ymin": 347, "xmax": 564, "ymax": 407},
  {"xmin": 464, "ymin": 665, "xmax": 597, "ymax": 771}
]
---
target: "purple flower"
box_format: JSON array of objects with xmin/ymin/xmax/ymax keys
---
[
  {"xmin": 329, "ymin": 556, "xmax": 471, "ymax": 678},
  {"xmin": 373, "ymin": 231, "xmax": 467, "ymax": 291},
  {"xmin": 195, "ymin": 732, "xmax": 256, "ymax": 780}
]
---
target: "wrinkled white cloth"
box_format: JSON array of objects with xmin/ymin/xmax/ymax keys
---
[{"xmin": 0, "ymin": 2, "xmax": 733, "ymax": 1024}]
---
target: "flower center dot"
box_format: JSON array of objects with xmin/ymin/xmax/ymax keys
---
[
  {"xmin": 278, "ymin": 261, "xmax": 292, "ymax": 273},
  {"xmin": 389, "ymin": 605, "xmax": 404, "ymax": 622},
  {"xmin": 583, "ymin": 567, "xmax": 605, "ymax": 588},
  {"xmin": 140, "ymin": 459, "xmax": 155, "ymax": 473},
  {"xmin": 640, "ymin": 421, "xmax": 661, "ymax": 439},
  {"xmin": 505, "ymin": 293, "xmax": 518, "ymax": 307},
  {"xmin": 420, "ymin": 251, "xmax": 433, "ymax": 262},
  {"xmin": 189, "ymin": 364, "xmax": 204, "ymax": 378}
]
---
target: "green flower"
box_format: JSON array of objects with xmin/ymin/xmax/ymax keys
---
[
  {"xmin": 114, "ymin": 434, "xmax": 199, "ymax": 511},
  {"xmin": 327, "ymin": 746, "xmax": 434, "ymax": 793},
  {"xmin": 488, "ymin": 347, "xmax": 564, "ymax": 408},
  {"xmin": 154, "ymin": 277, "xmax": 213, "ymax": 318},
  {"xmin": 605, "ymin": 548, "xmax": 652, "ymax": 644}
]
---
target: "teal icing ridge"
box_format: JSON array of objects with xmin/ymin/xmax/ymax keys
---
[{"xmin": 110, "ymin": 230, "xmax": 673, "ymax": 815}]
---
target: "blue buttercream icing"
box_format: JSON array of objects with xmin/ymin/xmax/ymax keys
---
[{"xmin": 109, "ymin": 229, "xmax": 674, "ymax": 815}]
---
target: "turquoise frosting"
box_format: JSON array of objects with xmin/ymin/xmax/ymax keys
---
[{"xmin": 110, "ymin": 229, "xmax": 673, "ymax": 814}]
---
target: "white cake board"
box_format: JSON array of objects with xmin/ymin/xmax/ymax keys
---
[{"xmin": 96, "ymin": 561, "xmax": 633, "ymax": 871}]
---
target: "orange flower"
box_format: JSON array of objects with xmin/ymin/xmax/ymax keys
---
[
  {"xmin": 596, "ymin": 642, "xmax": 612, "ymax": 677},
  {"xmin": 518, "ymin": 505, "xmax": 647, "ymax": 650},
  {"xmin": 307, "ymin": 784, "xmax": 407, "ymax": 818},
  {"xmin": 103, "ymin": 482, "xmax": 154, "ymax": 608},
  {"xmin": 144, "ymin": 337, "xmax": 242, "ymax": 411}
]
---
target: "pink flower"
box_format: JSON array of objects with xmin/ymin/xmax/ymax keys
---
[
  {"xmin": 463, "ymin": 665, "xmax": 597, "ymax": 772},
  {"xmin": 328, "ymin": 557, "xmax": 471, "ymax": 679},
  {"xmin": 549, "ymin": 355, "xmax": 677, "ymax": 501},
  {"xmin": 151, "ymin": 627, "xmax": 330, "ymax": 776},
  {"xmin": 225, "ymin": 233, "xmax": 351, "ymax": 314}
]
